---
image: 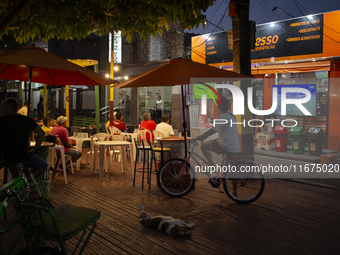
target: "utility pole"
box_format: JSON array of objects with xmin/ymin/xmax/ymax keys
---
[{"xmin": 230, "ymin": 0, "xmax": 254, "ymax": 158}]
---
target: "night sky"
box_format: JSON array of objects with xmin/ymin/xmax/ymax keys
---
[{"xmin": 185, "ymin": 0, "xmax": 340, "ymax": 34}]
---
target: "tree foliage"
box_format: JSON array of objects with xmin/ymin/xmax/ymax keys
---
[{"xmin": 0, "ymin": 0, "xmax": 215, "ymax": 44}]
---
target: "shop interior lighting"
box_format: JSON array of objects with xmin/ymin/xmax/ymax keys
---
[
  {"xmin": 105, "ymin": 74, "xmax": 110, "ymax": 78},
  {"xmin": 114, "ymin": 66, "xmax": 119, "ymax": 71},
  {"xmin": 270, "ymin": 22, "xmax": 275, "ymax": 27},
  {"xmin": 124, "ymin": 75, "xmax": 128, "ymax": 80}
]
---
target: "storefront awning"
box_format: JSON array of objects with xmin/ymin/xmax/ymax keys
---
[{"xmin": 251, "ymin": 60, "xmax": 331, "ymax": 74}]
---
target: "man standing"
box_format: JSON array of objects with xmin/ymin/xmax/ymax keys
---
[
  {"xmin": 17, "ymin": 100, "xmax": 30, "ymax": 116},
  {"xmin": 0, "ymin": 98, "xmax": 47, "ymax": 176},
  {"xmin": 156, "ymin": 114, "xmax": 175, "ymax": 137},
  {"xmin": 50, "ymin": 116, "xmax": 84, "ymax": 167}
]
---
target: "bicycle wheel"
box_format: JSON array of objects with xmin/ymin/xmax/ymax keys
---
[
  {"xmin": 223, "ymin": 161, "xmax": 265, "ymax": 204},
  {"xmin": 158, "ymin": 158, "xmax": 194, "ymax": 198}
]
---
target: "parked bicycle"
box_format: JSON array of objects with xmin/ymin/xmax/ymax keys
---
[
  {"xmin": 0, "ymin": 149, "xmax": 53, "ymax": 218},
  {"xmin": 158, "ymin": 141, "xmax": 265, "ymax": 204},
  {"xmin": 0, "ymin": 150, "xmax": 101, "ymax": 254}
]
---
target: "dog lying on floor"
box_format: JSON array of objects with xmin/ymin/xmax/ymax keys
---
[{"xmin": 140, "ymin": 204, "xmax": 195, "ymax": 237}]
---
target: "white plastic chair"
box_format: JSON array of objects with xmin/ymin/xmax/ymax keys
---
[
  {"xmin": 106, "ymin": 125, "xmax": 122, "ymax": 135},
  {"xmin": 86, "ymin": 133, "xmax": 110, "ymax": 171},
  {"xmin": 109, "ymin": 134, "xmax": 126, "ymax": 173}
]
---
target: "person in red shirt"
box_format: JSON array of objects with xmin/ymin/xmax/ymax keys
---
[
  {"xmin": 109, "ymin": 112, "xmax": 126, "ymax": 132},
  {"xmin": 140, "ymin": 112, "xmax": 156, "ymax": 141}
]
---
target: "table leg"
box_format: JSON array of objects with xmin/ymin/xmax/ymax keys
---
[
  {"xmin": 99, "ymin": 144, "xmax": 105, "ymax": 180},
  {"xmin": 129, "ymin": 144, "xmax": 134, "ymax": 177},
  {"xmin": 131, "ymin": 137, "xmax": 136, "ymax": 162},
  {"xmin": 121, "ymin": 146, "xmax": 126, "ymax": 173},
  {"xmin": 60, "ymin": 149, "xmax": 67, "ymax": 184},
  {"xmin": 76, "ymin": 139, "xmax": 82, "ymax": 170},
  {"xmin": 93, "ymin": 144, "xmax": 98, "ymax": 175}
]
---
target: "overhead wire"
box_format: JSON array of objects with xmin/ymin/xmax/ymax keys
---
[
  {"xmin": 191, "ymin": 5, "xmax": 230, "ymax": 50},
  {"xmin": 192, "ymin": 0, "xmax": 227, "ymax": 45},
  {"xmin": 292, "ymin": 0, "xmax": 340, "ymax": 45},
  {"xmin": 294, "ymin": 0, "xmax": 340, "ymax": 35}
]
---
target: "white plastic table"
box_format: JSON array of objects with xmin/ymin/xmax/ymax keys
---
[{"xmin": 92, "ymin": 140, "xmax": 134, "ymax": 180}]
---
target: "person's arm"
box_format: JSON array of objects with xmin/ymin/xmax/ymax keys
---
[
  {"xmin": 62, "ymin": 128, "xmax": 75, "ymax": 149},
  {"xmin": 169, "ymin": 126, "xmax": 175, "ymax": 137},
  {"xmin": 64, "ymin": 141, "xmax": 75, "ymax": 148},
  {"xmin": 196, "ymin": 128, "xmax": 217, "ymax": 142},
  {"xmin": 33, "ymin": 125, "xmax": 45, "ymax": 149}
]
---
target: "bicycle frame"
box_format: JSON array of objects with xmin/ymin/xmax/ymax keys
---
[
  {"xmin": 0, "ymin": 164, "xmax": 31, "ymax": 218},
  {"xmin": 176, "ymin": 145, "xmax": 258, "ymax": 183}
]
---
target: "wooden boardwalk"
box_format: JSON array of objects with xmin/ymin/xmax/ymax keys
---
[{"xmin": 1, "ymin": 149, "xmax": 340, "ymax": 254}]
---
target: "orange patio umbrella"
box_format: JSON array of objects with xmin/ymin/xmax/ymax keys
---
[
  {"xmin": 115, "ymin": 57, "xmax": 249, "ymax": 88},
  {"xmin": 0, "ymin": 46, "xmax": 118, "ymax": 116},
  {"xmin": 115, "ymin": 57, "xmax": 251, "ymax": 157}
]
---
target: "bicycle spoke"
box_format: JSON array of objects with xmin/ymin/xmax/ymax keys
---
[
  {"xmin": 158, "ymin": 159, "xmax": 194, "ymax": 197},
  {"xmin": 223, "ymin": 161, "xmax": 265, "ymax": 204}
]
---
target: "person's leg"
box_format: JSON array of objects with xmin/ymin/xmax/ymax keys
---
[
  {"xmin": 27, "ymin": 154, "xmax": 49, "ymax": 178},
  {"xmin": 65, "ymin": 148, "xmax": 82, "ymax": 163},
  {"xmin": 200, "ymin": 142, "xmax": 215, "ymax": 166}
]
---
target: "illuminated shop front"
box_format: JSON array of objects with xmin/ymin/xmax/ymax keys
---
[{"xmin": 191, "ymin": 9, "xmax": 340, "ymax": 150}]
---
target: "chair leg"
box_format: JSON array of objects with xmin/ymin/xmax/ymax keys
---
[
  {"xmin": 133, "ymin": 150, "xmax": 138, "ymax": 186},
  {"xmin": 53, "ymin": 154, "xmax": 61, "ymax": 180},
  {"xmin": 142, "ymin": 150, "xmax": 145, "ymax": 189},
  {"xmin": 86, "ymin": 153, "xmax": 89, "ymax": 170},
  {"xmin": 70, "ymin": 158, "xmax": 74, "ymax": 174},
  {"xmin": 109, "ymin": 152, "xmax": 113, "ymax": 173},
  {"xmin": 105, "ymin": 155, "xmax": 108, "ymax": 173},
  {"xmin": 120, "ymin": 152, "xmax": 124, "ymax": 173},
  {"xmin": 150, "ymin": 152, "xmax": 157, "ymax": 189}
]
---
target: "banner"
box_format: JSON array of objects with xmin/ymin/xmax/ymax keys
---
[
  {"xmin": 203, "ymin": 14, "xmax": 324, "ymax": 63},
  {"xmin": 251, "ymin": 14, "xmax": 323, "ymax": 60}
]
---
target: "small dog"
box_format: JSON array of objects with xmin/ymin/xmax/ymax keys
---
[{"xmin": 140, "ymin": 204, "xmax": 194, "ymax": 237}]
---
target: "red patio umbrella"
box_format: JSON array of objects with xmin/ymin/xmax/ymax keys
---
[
  {"xmin": 0, "ymin": 46, "xmax": 118, "ymax": 116},
  {"xmin": 115, "ymin": 57, "xmax": 251, "ymax": 156}
]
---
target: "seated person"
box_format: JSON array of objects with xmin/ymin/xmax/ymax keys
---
[
  {"xmin": 156, "ymin": 114, "xmax": 175, "ymax": 137},
  {"xmin": 108, "ymin": 111, "xmax": 126, "ymax": 132},
  {"xmin": 0, "ymin": 98, "xmax": 48, "ymax": 178},
  {"xmin": 42, "ymin": 116, "xmax": 53, "ymax": 135},
  {"xmin": 140, "ymin": 112, "xmax": 156, "ymax": 142},
  {"xmin": 17, "ymin": 100, "xmax": 30, "ymax": 116},
  {"xmin": 50, "ymin": 115, "xmax": 85, "ymax": 168},
  {"xmin": 195, "ymin": 97, "xmax": 240, "ymax": 166},
  {"xmin": 106, "ymin": 111, "xmax": 117, "ymax": 127}
]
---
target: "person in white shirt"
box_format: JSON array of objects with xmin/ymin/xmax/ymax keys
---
[
  {"xmin": 156, "ymin": 114, "xmax": 175, "ymax": 137},
  {"xmin": 156, "ymin": 96, "xmax": 163, "ymax": 110},
  {"xmin": 17, "ymin": 100, "xmax": 30, "ymax": 116}
]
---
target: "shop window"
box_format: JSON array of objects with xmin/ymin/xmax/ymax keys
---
[{"xmin": 137, "ymin": 86, "xmax": 172, "ymax": 125}]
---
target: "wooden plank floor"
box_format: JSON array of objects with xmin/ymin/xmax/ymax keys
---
[{"xmin": 1, "ymin": 149, "xmax": 340, "ymax": 254}]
